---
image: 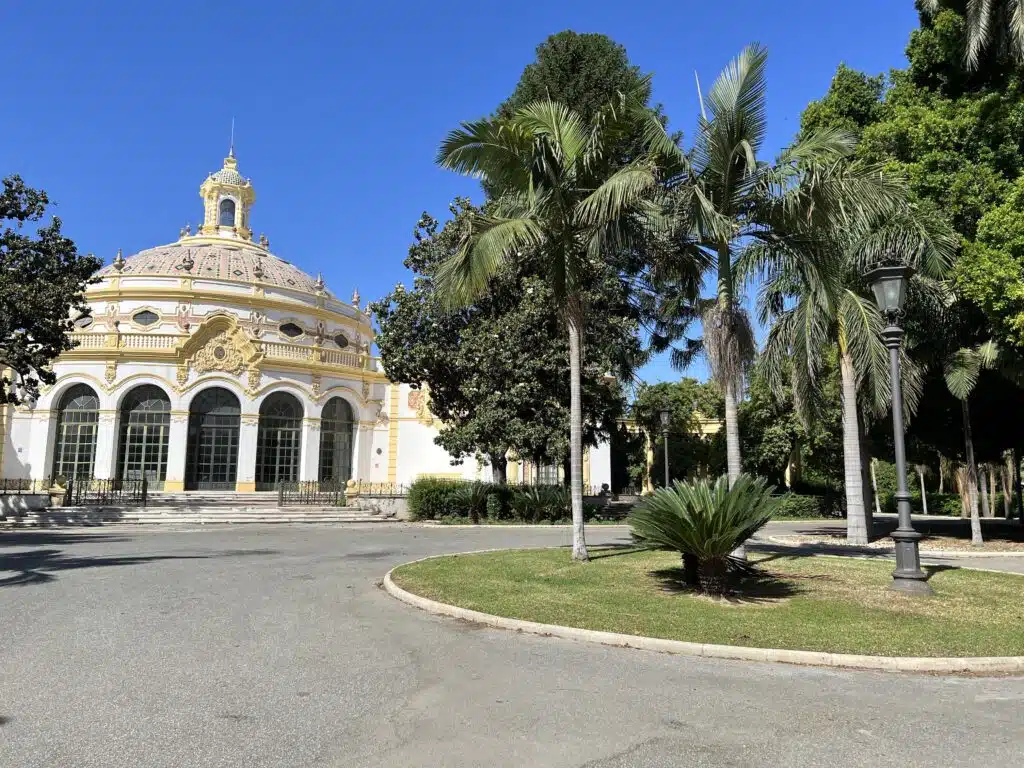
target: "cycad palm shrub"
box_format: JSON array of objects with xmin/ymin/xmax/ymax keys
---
[{"xmin": 628, "ymin": 474, "xmax": 780, "ymax": 595}]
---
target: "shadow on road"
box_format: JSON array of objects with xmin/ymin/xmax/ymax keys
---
[{"xmin": 0, "ymin": 547, "xmax": 279, "ymax": 588}]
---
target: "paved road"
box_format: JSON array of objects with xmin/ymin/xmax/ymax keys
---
[{"xmin": 2, "ymin": 524, "xmax": 1023, "ymax": 768}]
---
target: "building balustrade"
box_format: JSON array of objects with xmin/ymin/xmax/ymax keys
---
[{"xmin": 67, "ymin": 332, "xmax": 378, "ymax": 372}]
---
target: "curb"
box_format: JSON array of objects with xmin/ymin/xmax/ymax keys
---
[
  {"xmin": 417, "ymin": 523, "xmax": 631, "ymax": 529},
  {"xmin": 383, "ymin": 552, "xmax": 1024, "ymax": 675},
  {"xmin": 764, "ymin": 536, "xmax": 1024, "ymax": 558}
]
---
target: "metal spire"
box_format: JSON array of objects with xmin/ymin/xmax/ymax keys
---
[{"xmin": 229, "ymin": 117, "xmax": 235, "ymax": 158}]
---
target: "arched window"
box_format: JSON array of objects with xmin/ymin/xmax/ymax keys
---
[
  {"xmin": 219, "ymin": 198, "xmax": 236, "ymax": 227},
  {"xmin": 255, "ymin": 392, "xmax": 303, "ymax": 489},
  {"xmin": 319, "ymin": 397, "xmax": 354, "ymax": 486},
  {"xmin": 51, "ymin": 384, "xmax": 99, "ymax": 480},
  {"xmin": 185, "ymin": 387, "xmax": 241, "ymax": 490},
  {"xmin": 117, "ymin": 385, "xmax": 171, "ymax": 486}
]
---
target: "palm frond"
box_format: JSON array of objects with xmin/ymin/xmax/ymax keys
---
[
  {"xmin": 434, "ymin": 215, "xmax": 544, "ymax": 309},
  {"xmin": 575, "ymin": 161, "xmax": 658, "ymax": 228},
  {"xmin": 437, "ymin": 118, "xmax": 532, "ymax": 190}
]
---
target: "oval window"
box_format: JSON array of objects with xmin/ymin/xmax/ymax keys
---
[
  {"xmin": 333, "ymin": 333, "xmax": 349, "ymax": 349},
  {"xmin": 132, "ymin": 310, "xmax": 159, "ymax": 326},
  {"xmin": 73, "ymin": 315, "xmax": 94, "ymax": 329},
  {"xmin": 280, "ymin": 322, "xmax": 303, "ymax": 338}
]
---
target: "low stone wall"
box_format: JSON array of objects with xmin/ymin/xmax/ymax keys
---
[
  {"xmin": 353, "ymin": 494, "xmax": 409, "ymax": 520},
  {"xmin": 1, "ymin": 494, "xmax": 52, "ymax": 515}
]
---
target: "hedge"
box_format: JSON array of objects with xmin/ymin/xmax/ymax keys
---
[
  {"xmin": 773, "ymin": 492, "xmax": 843, "ymax": 519},
  {"xmin": 407, "ymin": 478, "xmax": 597, "ymax": 523}
]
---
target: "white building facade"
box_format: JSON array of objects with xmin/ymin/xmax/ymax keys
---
[{"xmin": 0, "ymin": 150, "xmax": 612, "ymax": 493}]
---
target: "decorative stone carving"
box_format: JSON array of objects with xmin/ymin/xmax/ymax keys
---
[
  {"xmin": 310, "ymin": 374, "xmax": 322, "ymax": 399},
  {"xmin": 104, "ymin": 360, "xmax": 117, "ymax": 385},
  {"xmin": 176, "ymin": 302, "xmax": 193, "ymax": 332},
  {"xmin": 374, "ymin": 401, "xmax": 387, "ymax": 425},
  {"xmin": 247, "ymin": 366, "xmax": 261, "ymax": 392},
  {"xmin": 362, "ymin": 380, "xmax": 371, "ymax": 401},
  {"xmin": 407, "ymin": 388, "xmax": 435, "ymax": 426},
  {"xmin": 176, "ymin": 364, "xmax": 189, "ymax": 387},
  {"xmin": 249, "ymin": 309, "xmax": 266, "ymax": 338},
  {"xmin": 192, "ymin": 332, "xmax": 246, "ymax": 376},
  {"xmin": 241, "ymin": 414, "xmax": 260, "ymax": 426}
]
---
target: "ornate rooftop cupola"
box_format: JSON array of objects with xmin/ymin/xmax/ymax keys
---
[{"xmin": 197, "ymin": 143, "xmax": 256, "ymax": 241}]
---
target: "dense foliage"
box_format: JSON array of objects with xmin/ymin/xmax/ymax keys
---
[
  {"xmin": 0, "ymin": 176, "xmax": 100, "ymax": 404},
  {"xmin": 371, "ymin": 200, "xmax": 637, "ymax": 478}
]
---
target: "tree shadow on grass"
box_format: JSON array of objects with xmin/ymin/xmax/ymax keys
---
[
  {"xmin": 0, "ymin": 547, "xmax": 279, "ymax": 588},
  {"xmin": 649, "ymin": 564, "xmax": 806, "ymax": 605},
  {"xmin": 587, "ymin": 545, "xmax": 646, "ymax": 560}
]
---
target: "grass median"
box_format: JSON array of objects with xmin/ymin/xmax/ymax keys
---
[{"xmin": 391, "ymin": 548, "xmax": 1024, "ymax": 657}]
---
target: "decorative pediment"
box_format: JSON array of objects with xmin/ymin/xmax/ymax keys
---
[{"xmin": 176, "ymin": 313, "xmax": 263, "ymax": 380}]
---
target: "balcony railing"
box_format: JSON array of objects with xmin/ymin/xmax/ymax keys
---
[{"xmin": 66, "ymin": 333, "xmax": 377, "ymax": 371}]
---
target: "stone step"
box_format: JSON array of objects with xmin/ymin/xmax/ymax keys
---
[{"xmin": 2, "ymin": 506, "xmax": 396, "ymax": 527}]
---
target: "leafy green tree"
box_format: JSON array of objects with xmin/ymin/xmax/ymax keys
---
[
  {"xmin": 921, "ymin": 0, "xmax": 1024, "ymax": 71},
  {"xmin": 497, "ymin": 31, "xmax": 648, "ymax": 123},
  {"xmin": 630, "ymin": 379, "xmax": 725, "ymax": 487},
  {"xmin": 956, "ymin": 176, "xmax": 1024, "ymax": 347},
  {"xmin": 642, "ymin": 44, "xmax": 906, "ymax": 495},
  {"xmin": 371, "ymin": 200, "xmax": 637, "ymax": 480},
  {"xmin": 435, "ymin": 96, "xmax": 663, "ymax": 561},
  {"xmin": 0, "ymin": 176, "xmax": 100, "ymax": 405}
]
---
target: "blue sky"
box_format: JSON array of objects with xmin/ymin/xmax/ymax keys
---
[{"xmin": 1, "ymin": 0, "xmax": 919, "ymax": 383}]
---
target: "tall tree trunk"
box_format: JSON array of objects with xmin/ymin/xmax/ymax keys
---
[
  {"xmin": 989, "ymin": 463, "xmax": 998, "ymax": 518},
  {"xmin": 859, "ymin": 427, "xmax": 875, "ymax": 534},
  {"xmin": 870, "ymin": 458, "xmax": 883, "ymax": 516},
  {"xmin": 918, "ymin": 467, "xmax": 929, "ymax": 515},
  {"xmin": 962, "ymin": 399, "xmax": 983, "ymax": 546},
  {"xmin": 567, "ymin": 315, "xmax": 588, "ymax": 562},
  {"xmin": 938, "ymin": 459, "xmax": 944, "ymax": 494},
  {"xmin": 724, "ymin": 378, "xmax": 741, "ymax": 485},
  {"xmin": 840, "ymin": 351, "xmax": 870, "ymax": 545},
  {"xmin": 491, "ymin": 454, "xmax": 507, "ymax": 485},
  {"xmin": 1002, "ymin": 454, "xmax": 1013, "ymax": 517},
  {"xmin": 980, "ymin": 464, "xmax": 992, "ymax": 518},
  {"xmin": 1014, "ymin": 447, "xmax": 1024, "ymax": 524}
]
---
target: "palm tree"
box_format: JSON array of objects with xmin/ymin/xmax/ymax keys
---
[
  {"xmin": 435, "ymin": 96, "xmax": 662, "ymax": 561},
  {"xmin": 760, "ymin": 216, "xmax": 955, "ymax": 546},
  {"xmin": 921, "ymin": 0, "xmax": 1024, "ymax": 70},
  {"xmin": 640, "ymin": 44, "xmax": 909, "ymax": 491}
]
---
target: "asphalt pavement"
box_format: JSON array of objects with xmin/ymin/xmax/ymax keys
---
[{"xmin": 2, "ymin": 523, "xmax": 1022, "ymax": 767}]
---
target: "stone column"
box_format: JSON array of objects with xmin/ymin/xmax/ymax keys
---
[
  {"xmin": 353, "ymin": 423, "xmax": 374, "ymax": 483},
  {"xmin": 236, "ymin": 413, "xmax": 260, "ymax": 492},
  {"xmin": 26, "ymin": 410, "xmax": 56, "ymax": 481},
  {"xmin": 93, "ymin": 410, "xmax": 119, "ymax": 480},
  {"xmin": 163, "ymin": 411, "xmax": 189, "ymax": 492},
  {"xmin": 300, "ymin": 417, "xmax": 320, "ymax": 482}
]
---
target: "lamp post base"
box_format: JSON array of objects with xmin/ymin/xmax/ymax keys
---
[{"xmin": 890, "ymin": 529, "xmax": 933, "ymax": 596}]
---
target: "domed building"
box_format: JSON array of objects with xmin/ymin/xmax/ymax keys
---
[{"xmin": 1, "ymin": 149, "xmax": 612, "ymax": 498}]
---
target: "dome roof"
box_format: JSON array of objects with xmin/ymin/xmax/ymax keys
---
[
  {"xmin": 210, "ymin": 166, "xmax": 247, "ymax": 186},
  {"xmin": 96, "ymin": 241, "xmax": 327, "ymax": 294}
]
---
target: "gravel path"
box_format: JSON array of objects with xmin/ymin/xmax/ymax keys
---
[{"xmin": 2, "ymin": 523, "xmax": 1023, "ymax": 767}]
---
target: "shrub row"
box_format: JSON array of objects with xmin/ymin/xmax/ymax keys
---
[
  {"xmin": 407, "ymin": 478, "xmax": 598, "ymax": 523},
  {"xmin": 772, "ymin": 492, "xmax": 844, "ymax": 519}
]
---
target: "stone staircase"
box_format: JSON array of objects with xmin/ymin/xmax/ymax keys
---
[{"xmin": 3, "ymin": 490, "xmax": 396, "ymax": 527}]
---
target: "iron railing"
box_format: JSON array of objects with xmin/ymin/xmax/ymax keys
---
[
  {"xmin": 277, "ymin": 480, "xmax": 348, "ymax": 507},
  {"xmin": 61, "ymin": 477, "xmax": 148, "ymax": 507},
  {"xmin": 351, "ymin": 481, "xmax": 409, "ymax": 497},
  {"xmin": 0, "ymin": 478, "xmax": 53, "ymax": 495}
]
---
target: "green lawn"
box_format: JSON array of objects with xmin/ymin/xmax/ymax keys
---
[{"xmin": 391, "ymin": 548, "xmax": 1024, "ymax": 657}]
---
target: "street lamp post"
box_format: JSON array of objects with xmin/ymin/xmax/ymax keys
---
[
  {"xmin": 659, "ymin": 409, "xmax": 671, "ymax": 489},
  {"xmin": 866, "ymin": 264, "xmax": 932, "ymax": 596}
]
